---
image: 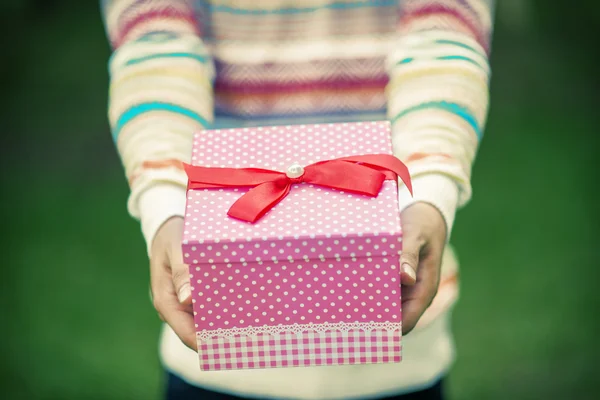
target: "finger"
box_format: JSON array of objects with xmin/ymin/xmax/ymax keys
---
[
  {"xmin": 151, "ymin": 258, "xmax": 197, "ymax": 350},
  {"xmin": 400, "ymin": 260, "xmax": 417, "ymax": 286},
  {"xmin": 158, "ymin": 292, "xmax": 197, "ymax": 350},
  {"xmin": 168, "ymin": 239, "xmax": 192, "ymax": 305},
  {"xmin": 172, "ymin": 262, "xmax": 192, "ymax": 306},
  {"xmin": 399, "ymin": 230, "xmax": 421, "ymax": 286},
  {"xmin": 401, "ymin": 249, "xmax": 442, "ymax": 335}
]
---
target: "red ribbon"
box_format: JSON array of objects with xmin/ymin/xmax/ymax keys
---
[{"xmin": 183, "ymin": 154, "xmax": 412, "ymax": 223}]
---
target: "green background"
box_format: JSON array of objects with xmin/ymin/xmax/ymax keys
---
[{"xmin": 1, "ymin": 1, "xmax": 598, "ymax": 399}]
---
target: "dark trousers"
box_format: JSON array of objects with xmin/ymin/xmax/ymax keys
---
[{"xmin": 166, "ymin": 373, "xmax": 445, "ymax": 400}]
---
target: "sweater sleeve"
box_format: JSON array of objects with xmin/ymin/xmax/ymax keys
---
[
  {"xmin": 388, "ymin": 0, "xmax": 494, "ymax": 238},
  {"xmin": 101, "ymin": 0, "xmax": 214, "ymax": 253}
]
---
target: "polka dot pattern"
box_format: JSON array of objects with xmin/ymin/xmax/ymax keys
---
[
  {"xmin": 191, "ymin": 255, "xmax": 401, "ymax": 330},
  {"xmin": 183, "ymin": 122, "xmax": 401, "ymax": 260},
  {"xmin": 183, "ymin": 182, "xmax": 399, "ymax": 263},
  {"xmin": 183, "ymin": 122, "xmax": 403, "ymax": 331}
]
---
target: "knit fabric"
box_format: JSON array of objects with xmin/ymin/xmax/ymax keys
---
[{"xmin": 102, "ymin": 1, "xmax": 494, "ymax": 397}]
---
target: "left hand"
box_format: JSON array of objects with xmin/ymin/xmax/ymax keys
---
[
  {"xmin": 399, "ymin": 202, "xmax": 448, "ymax": 335},
  {"xmin": 150, "ymin": 216, "xmax": 196, "ymax": 350}
]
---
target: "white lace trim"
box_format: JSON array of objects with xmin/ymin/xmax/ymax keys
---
[{"xmin": 197, "ymin": 321, "xmax": 402, "ymax": 341}]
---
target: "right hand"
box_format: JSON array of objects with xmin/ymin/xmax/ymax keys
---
[{"xmin": 149, "ymin": 216, "xmax": 196, "ymax": 350}]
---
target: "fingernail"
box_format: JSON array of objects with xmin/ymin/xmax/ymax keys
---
[
  {"xmin": 178, "ymin": 283, "xmax": 191, "ymax": 303},
  {"xmin": 401, "ymin": 263, "xmax": 416, "ymax": 281}
]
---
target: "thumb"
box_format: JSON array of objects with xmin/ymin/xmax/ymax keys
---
[
  {"xmin": 169, "ymin": 242, "xmax": 192, "ymax": 305},
  {"xmin": 172, "ymin": 262, "xmax": 192, "ymax": 305},
  {"xmin": 399, "ymin": 231, "xmax": 420, "ymax": 286}
]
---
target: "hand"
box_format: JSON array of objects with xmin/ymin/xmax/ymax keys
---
[
  {"xmin": 150, "ymin": 216, "xmax": 196, "ymax": 350},
  {"xmin": 148, "ymin": 205, "xmax": 445, "ymax": 347},
  {"xmin": 399, "ymin": 202, "xmax": 447, "ymax": 335}
]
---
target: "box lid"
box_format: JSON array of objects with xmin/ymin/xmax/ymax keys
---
[{"xmin": 182, "ymin": 121, "xmax": 402, "ymax": 265}]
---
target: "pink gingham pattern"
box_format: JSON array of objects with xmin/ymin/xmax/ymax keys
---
[{"xmin": 198, "ymin": 328, "xmax": 402, "ymax": 371}]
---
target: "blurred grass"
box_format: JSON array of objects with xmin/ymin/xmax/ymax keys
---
[{"xmin": 1, "ymin": 1, "xmax": 598, "ymax": 400}]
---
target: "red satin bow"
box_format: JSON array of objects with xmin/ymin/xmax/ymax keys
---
[{"xmin": 184, "ymin": 154, "xmax": 412, "ymax": 223}]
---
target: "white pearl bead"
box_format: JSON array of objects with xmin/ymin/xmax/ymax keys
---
[{"xmin": 286, "ymin": 162, "xmax": 305, "ymax": 179}]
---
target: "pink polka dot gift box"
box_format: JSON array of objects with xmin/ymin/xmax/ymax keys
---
[{"xmin": 182, "ymin": 121, "xmax": 412, "ymax": 371}]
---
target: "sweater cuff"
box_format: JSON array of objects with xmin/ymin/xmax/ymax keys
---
[
  {"xmin": 138, "ymin": 184, "xmax": 188, "ymax": 256},
  {"xmin": 398, "ymin": 174, "xmax": 459, "ymax": 239}
]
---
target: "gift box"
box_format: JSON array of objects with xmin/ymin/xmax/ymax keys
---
[{"xmin": 182, "ymin": 121, "xmax": 411, "ymax": 371}]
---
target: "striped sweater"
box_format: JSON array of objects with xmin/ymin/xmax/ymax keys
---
[{"xmin": 102, "ymin": 1, "xmax": 493, "ymax": 398}]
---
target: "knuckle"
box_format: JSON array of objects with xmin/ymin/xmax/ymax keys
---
[
  {"xmin": 172, "ymin": 265, "xmax": 190, "ymax": 285},
  {"xmin": 426, "ymin": 295, "xmax": 435, "ymax": 309},
  {"xmin": 403, "ymin": 321, "xmax": 416, "ymax": 335},
  {"xmin": 401, "ymin": 251, "xmax": 419, "ymax": 264},
  {"xmin": 415, "ymin": 232, "xmax": 428, "ymax": 247},
  {"xmin": 424, "ymin": 286, "xmax": 439, "ymax": 309},
  {"xmin": 172, "ymin": 264, "xmax": 188, "ymax": 277},
  {"xmin": 152, "ymin": 295, "xmax": 165, "ymax": 313}
]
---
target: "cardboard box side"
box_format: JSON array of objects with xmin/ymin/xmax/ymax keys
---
[
  {"xmin": 183, "ymin": 229, "xmax": 402, "ymax": 266},
  {"xmin": 190, "ymin": 254, "xmax": 403, "ymax": 334}
]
